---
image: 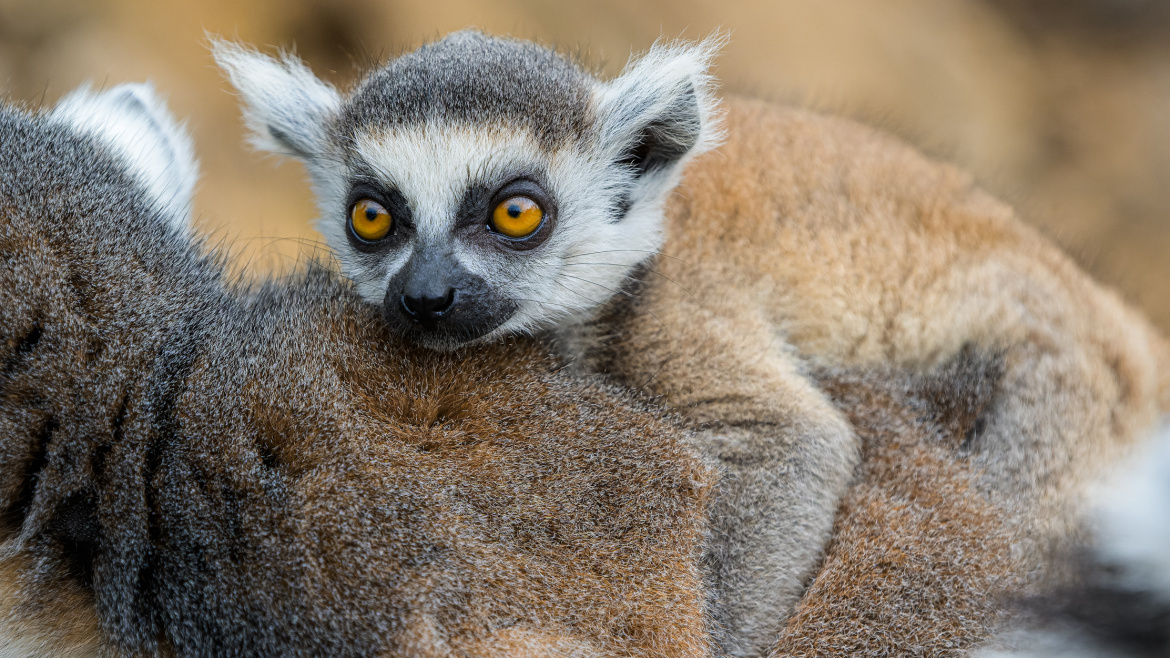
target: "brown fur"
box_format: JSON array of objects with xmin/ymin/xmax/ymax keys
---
[
  {"xmin": 5, "ymin": 88, "xmax": 1170, "ymax": 655},
  {"xmin": 597, "ymin": 98, "xmax": 1170, "ymax": 493},
  {"xmin": 0, "ymin": 186, "xmax": 1048, "ymax": 657},
  {"xmin": 0, "ymin": 105, "xmax": 711, "ymax": 656},
  {"xmin": 594, "ymin": 97, "xmax": 1169, "ymax": 482},
  {"xmin": 773, "ymin": 354, "xmax": 1024, "ymax": 657},
  {"xmin": 210, "ymin": 30, "xmax": 1170, "ymax": 653},
  {"xmin": 574, "ymin": 97, "xmax": 1170, "ymax": 654}
]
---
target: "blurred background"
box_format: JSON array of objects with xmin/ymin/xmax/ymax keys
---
[{"xmin": 2, "ymin": 0, "xmax": 1169, "ymax": 331}]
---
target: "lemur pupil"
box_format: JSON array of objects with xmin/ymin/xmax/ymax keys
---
[
  {"xmin": 508, "ymin": 205, "xmax": 521, "ymax": 218},
  {"xmin": 365, "ymin": 208, "xmax": 378, "ymax": 221}
]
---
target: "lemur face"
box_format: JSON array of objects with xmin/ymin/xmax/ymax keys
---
[
  {"xmin": 327, "ymin": 123, "xmax": 625, "ymax": 348},
  {"xmin": 216, "ymin": 31, "xmax": 722, "ymax": 349}
]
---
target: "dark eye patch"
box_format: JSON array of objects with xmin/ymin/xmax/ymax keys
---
[
  {"xmin": 454, "ymin": 177, "xmax": 557, "ymax": 252},
  {"xmin": 453, "ymin": 182, "xmax": 493, "ymax": 229},
  {"xmin": 344, "ymin": 179, "xmax": 414, "ymax": 253}
]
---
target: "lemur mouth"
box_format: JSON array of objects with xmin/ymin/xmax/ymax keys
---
[
  {"xmin": 381, "ymin": 293, "xmax": 517, "ymax": 352},
  {"xmin": 380, "ymin": 250, "xmax": 518, "ymax": 350}
]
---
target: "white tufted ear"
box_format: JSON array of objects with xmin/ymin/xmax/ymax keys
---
[
  {"xmin": 211, "ymin": 38, "xmax": 341, "ymax": 160},
  {"xmin": 50, "ymin": 82, "xmax": 199, "ymax": 232},
  {"xmin": 593, "ymin": 34, "xmax": 725, "ymax": 180}
]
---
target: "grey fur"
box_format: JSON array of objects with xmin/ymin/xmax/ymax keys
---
[
  {"xmin": 696, "ymin": 423, "xmax": 857, "ymax": 655},
  {"xmin": 0, "ymin": 94, "xmax": 714, "ymax": 656},
  {"xmin": 570, "ymin": 277, "xmax": 860, "ymax": 657},
  {"xmin": 215, "ymin": 32, "xmax": 1170, "ymax": 658},
  {"xmin": 980, "ymin": 425, "xmax": 1170, "ymax": 658},
  {"xmin": 338, "ymin": 31, "xmax": 594, "ymax": 151}
]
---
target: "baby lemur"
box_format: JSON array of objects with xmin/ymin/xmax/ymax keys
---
[{"xmin": 215, "ymin": 32, "xmax": 1170, "ymax": 656}]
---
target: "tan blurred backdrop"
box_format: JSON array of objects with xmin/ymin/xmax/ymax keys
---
[{"xmin": 3, "ymin": 0, "xmax": 1169, "ymax": 330}]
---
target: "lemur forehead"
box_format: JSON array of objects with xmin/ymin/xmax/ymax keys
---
[
  {"xmin": 351, "ymin": 123, "xmax": 551, "ymax": 240},
  {"xmin": 337, "ymin": 31, "xmax": 596, "ymax": 151}
]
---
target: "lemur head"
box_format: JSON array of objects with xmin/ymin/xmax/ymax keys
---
[{"xmin": 214, "ymin": 31, "xmax": 722, "ymax": 350}]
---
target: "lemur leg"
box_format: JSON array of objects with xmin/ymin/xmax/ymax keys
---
[
  {"xmin": 575, "ymin": 302, "xmax": 860, "ymax": 657},
  {"xmin": 695, "ymin": 376, "xmax": 859, "ymax": 658}
]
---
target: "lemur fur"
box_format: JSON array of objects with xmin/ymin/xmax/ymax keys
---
[{"xmin": 215, "ymin": 32, "xmax": 1170, "ymax": 656}]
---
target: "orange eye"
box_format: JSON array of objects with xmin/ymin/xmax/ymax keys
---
[
  {"xmin": 491, "ymin": 196, "xmax": 544, "ymax": 239},
  {"xmin": 350, "ymin": 199, "xmax": 393, "ymax": 241}
]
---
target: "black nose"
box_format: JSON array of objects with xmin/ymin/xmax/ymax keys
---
[{"xmin": 400, "ymin": 289, "xmax": 455, "ymax": 323}]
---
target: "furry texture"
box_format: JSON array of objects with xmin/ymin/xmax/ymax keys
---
[
  {"xmin": 3, "ymin": 80, "xmax": 1169, "ymax": 656},
  {"xmin": 339, "ymin": 30, "xmax": 595, "ymax": 149},
  {"xmin": 0, "ymin": 100, "xmax": 713, "ymax": 655},
  {"xmin": 211, "ymin": 40, "xmax": 341, "ymax": 159},
  {"xmin": 213, "ymin": 31, "xmax": 724, "ymax": 347},
  {"xmin": 773, "ymin": 353, "xmax": 1026, "ymax": 657},
  {"xmin": 571, "ymin": 98, "xmax": 1170, "ymax": 655},
  {"xmin": 978, "ymin": 423, "xmax": 1170, "ymax": 658},
  {"xmin": 217, "ymin": 35, "xmax": 857, "ymax": 656},
  {"xmin": 217, "ymin": 33, "xmax": 1170, "ymax": 655},
  {"xmin": 48, "ymin": 83, "xmax": 197, "ymax": 232}
]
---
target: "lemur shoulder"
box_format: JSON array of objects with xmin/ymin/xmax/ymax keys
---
[{"xmin": 215, "ymin": 32, "xmax": 1170, "ymax": 656}]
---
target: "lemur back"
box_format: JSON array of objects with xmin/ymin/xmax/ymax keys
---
[{"xmin": 217, "ymin": 32, "xmax": 1170, "ymax": 656}]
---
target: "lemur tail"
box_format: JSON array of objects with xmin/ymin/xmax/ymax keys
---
[
  {"xmin": 50, "ymin": 82, "xmax": 198, "ymax": 234},
  {"xmin": 979, "ymin": 422, "xmax": 1170, "ymax": 658},
  {"xmin": 1159, "ymin": 334, "xmax": 1170, "ymax": 415}
]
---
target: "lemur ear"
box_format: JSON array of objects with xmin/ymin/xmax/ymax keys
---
[
  {"xmin": 51, "ymin": 82, "xmax": 198, "ymax": 232},
  {"xmin": 211, "ymin": 39, "xmax": 340, "ymax": 160},
  {"xmin": 594, "ymin": 34, "xmax": 725, "ymax": 178}
]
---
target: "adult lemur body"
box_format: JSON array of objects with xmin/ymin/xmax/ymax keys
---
[
  {"xmin": 216, "ymin": 32, "xmax": 1170, "ymax": 656},
  {"xmin": 0, "ymin": 85, "xmax": 716, "ymax": 656}
]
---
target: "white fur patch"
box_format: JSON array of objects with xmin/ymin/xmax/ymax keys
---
[
  {"xmin": 976, "ymin": 420, "xmax": 1170, "ymax": 658},
  {"xmin": 353, "ymin": 125, "xmax": 539, "ymax": 243},
  {"xmin": 50, "ymin": 83, "xmax": 198, "ymax": 233},
  {"xmin": 593, "ymin": 33, "xmax": 727, "ymax": 166},
  {"xmin": 211, "ymin": 39, "xmax": 341, "ymax": 159},
  {"xmin": 1092, "ymin": 420, "xmax": 1170, "ymax": 599}
]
